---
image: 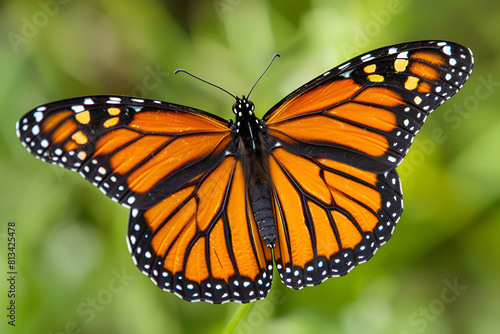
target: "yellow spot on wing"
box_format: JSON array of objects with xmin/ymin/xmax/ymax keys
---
[
  {"xmin": 77, "ymin": 151, "xmax": 87, "ymax": 160},
  {"xmin": 394, "ymin": 59, "xmax": 409, "ymax": 72},
  {"xmin": 107, "ymin": 107, "xmax": 121, "ymax": 116},
  {"xmin": 75, "ymin": 110, "xmax": 90, "ymax": 124},
  {"xmin": 103, "ymin": 117, "xmax": 120, "ymax": 128},
  {"xmin": 72, "ymin": 131, "xmax": 88, "ymax": 145},
  {"xmin": 364, "ymin": 64, "xmax": 376, "ymax": 73},
  {"xmin": 405, "ymin": 76, "xmax": 419, "ymax": 90},
  {"xmin": 367, "ymin": 74, "xmax": 384, "ymax": 83}
]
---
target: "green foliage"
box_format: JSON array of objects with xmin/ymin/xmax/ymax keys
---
[{"xmin": 1, "ymin": 0, "xmax": 499, "ymax": 333}]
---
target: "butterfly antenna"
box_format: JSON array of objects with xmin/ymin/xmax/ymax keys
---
[
  {"xmin": 247, "ymin": 53, "xmax": 280, "ymax": 99},
  {"xmin": 174, "ymin": 69, "xmax": 237, "ymax": 100}
]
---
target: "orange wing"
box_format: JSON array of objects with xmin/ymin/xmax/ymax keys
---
[
  {"xmin": 265, "ymin": 41, "xmax": 474, "ymax": 173},
  {"xmin": 269, "ymin": 147, "xmax": 402, "ymax": 288},
  {"xmin": 17, "ymin": 95, "xmax": 273, "ymax": 303},
  {"xmin": 128, "ymin": 156, "xmax": 273, "ymax": 303},
  {"xmin": 263, "ymin": 41, "xmax": 473, "ymax": 288},
  {"xmin": 16, "ymin": 96, "xmax": 233, "ymax": 209}
]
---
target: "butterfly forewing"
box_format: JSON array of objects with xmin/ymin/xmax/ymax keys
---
[
  {"xmin": 265, "ymin": 40, "xmax": 474, "ymax": 173},
  {"xmin": 16, "ymin": 96, "xmax": 233, "ymax": 209}
]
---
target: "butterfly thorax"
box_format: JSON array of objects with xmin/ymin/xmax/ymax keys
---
[
  {"xmin": 232, "ymin": 96, "xmax": 262, "ymax": 157},
  {"xmin": 232, "ymin": 96, "xmax": 276, "ymax": 248}
]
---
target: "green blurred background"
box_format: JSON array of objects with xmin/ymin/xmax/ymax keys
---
[{"xmin": 1, "ymin": 0, "xmax": 499, "ymax": 333}]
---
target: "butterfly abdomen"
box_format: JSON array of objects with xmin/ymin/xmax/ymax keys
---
[
  {"xmin": 248, "ymin": 178, "xmax": 276, "ymax": 248},
  {"xmin": 239, "ymin": 132, "xmax": 277, "ymax": 248}
]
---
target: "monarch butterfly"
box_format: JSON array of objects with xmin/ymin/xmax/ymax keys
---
[{"xmin": 17, "ymin": 40, "xmax": 473, "ymax": 304}]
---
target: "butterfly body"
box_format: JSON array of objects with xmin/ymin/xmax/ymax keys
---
[
  {"xmin": 231, "ymin": 96, "xmax": 277, "ymax": 247},
  {"xmin": 17, "ymin": 41, "xmax": 473, "ymax": 303}
]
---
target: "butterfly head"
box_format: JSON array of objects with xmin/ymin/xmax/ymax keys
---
[{"xmin": 232, "ymin": 96, "xmax": 255, "ymax": 119}]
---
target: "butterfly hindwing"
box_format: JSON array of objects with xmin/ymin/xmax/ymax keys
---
[
  {"xmin": 269, "ymin": 147, "xmax": 402, "ymax": 288},
  {"xmin": 128, "ymin": 156, "xmax": 274, "ymax": 303},
  {"xmin": 265, "ymin": 40, "xmax": 474, "ymax": 173}
]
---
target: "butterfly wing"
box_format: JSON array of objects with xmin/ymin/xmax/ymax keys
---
[
  {"xmin": 264, "ymin": 40, "xmax": 473, "ymax": 288},
  {"xmin": 16, "ymin": 96, "xmax": 233, "ymax": 209},
  {"xmin": 265, "ymin": 40, "xmax": 474, "ymax": 173},
  {"xmin": 128, "ymin": 156, "xmax": 273, "ymax": 303},
  {"xmin": 16, "ymin": 95, "xmax": 273, "ymax": 303},
  {"xmin": 269, "ymin": 149, "xmax": 402, "ymax": 287}
]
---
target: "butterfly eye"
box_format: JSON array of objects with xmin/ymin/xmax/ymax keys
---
[{"xmin": 232, "ymin": 102, "xmax": 240, "ymax": 114}]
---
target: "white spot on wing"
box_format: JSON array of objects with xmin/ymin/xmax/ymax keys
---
[
  {"xmin": 388, "ymin": 47, "xmax": 398, "ymax": 54},
  {"xmin": 397, "ymin": 51, "xmax": 408, "ymax": 59},
  {"xmin": 32, "ymin": 125, "xmax": 40, "ymax": 135},
  {"xmin": 361, "ymin": 53, "xmax": 373, "ymax": 62},
  {"xmin": 33, "ymin": 111, "xmax": 44, "ymax": 122},
  {"xmin": 442, "ymin": 45, "xmax": 452, "ymax": 56},
  {"xmin": 132, "ymin": 208, "xmax": 139, "ymax": 218},
  {"xmin": 71, "ymin": 105, "xmax": 85, "ymax": 113},
  {"xmin": 339, "ymin": 62, "xmax": 350, "ymax": 70}
]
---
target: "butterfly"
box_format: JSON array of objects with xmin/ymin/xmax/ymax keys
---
[{"xmin": 16, "ymin": 40, "xmax": 473, "ymax": 304}]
